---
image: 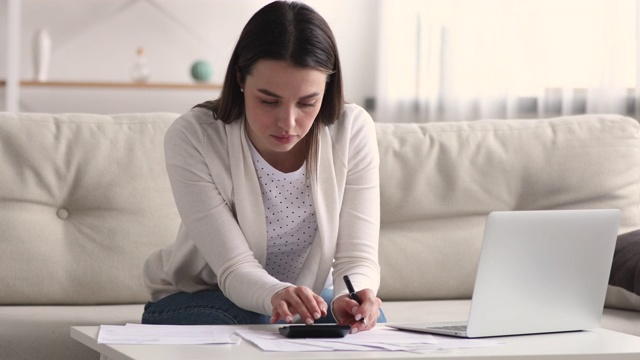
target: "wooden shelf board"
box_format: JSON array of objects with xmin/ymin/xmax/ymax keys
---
[{"xmin": 1, "ymin": 80, "xmax": 221, "ymax": 90}]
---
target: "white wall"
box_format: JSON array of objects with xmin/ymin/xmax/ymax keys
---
[{"xmin": 0, "ymin": 0, "xmax": 379, "ymax": 113}]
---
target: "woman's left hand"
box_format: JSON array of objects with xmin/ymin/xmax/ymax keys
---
[{"xmin": 332, "ymin": 288, "xmax": 382, "ymax": 334}]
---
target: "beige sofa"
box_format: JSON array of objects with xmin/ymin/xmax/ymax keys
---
[{"xmin": 1, "ymin": 111, "xmax": 639, "ymax": 360}]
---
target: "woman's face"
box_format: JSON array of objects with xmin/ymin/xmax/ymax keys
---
[{"xmin": 241, "ymin": 59, "xmax": 327, "ymax": 171}]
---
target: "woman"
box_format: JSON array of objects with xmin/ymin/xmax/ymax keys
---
[{"xmin": 142, "ymin": 1, "xmax": 384, "ymax": 334}]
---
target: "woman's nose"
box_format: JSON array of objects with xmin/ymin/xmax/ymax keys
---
[{"xmin": 277, "ymin": 106, "xmax": 296, "ymax": 130}]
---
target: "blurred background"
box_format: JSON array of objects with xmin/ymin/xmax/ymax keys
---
[{"xmin": 1, "ymin": 0, "xmax": 637, "ymax": 122}]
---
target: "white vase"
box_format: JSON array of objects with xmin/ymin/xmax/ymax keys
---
[
  {"xmin": 130, "ymin": 47, "xmax": 151, "ymax": 83},
  {"xmin": 33, "ymin": 28, "xmax": 51, "ymax": 82}
]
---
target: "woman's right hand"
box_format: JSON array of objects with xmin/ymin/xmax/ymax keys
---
[{"xmin": 270, "ymin": 286, "xmax": 328, "ymax": 324}]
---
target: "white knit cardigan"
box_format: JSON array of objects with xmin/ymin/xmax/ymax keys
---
[{"xmin": 143, "ymin": 103, "xmax": 381, "ymax": 315}]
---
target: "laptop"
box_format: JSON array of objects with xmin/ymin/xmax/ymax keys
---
[{"xmin": 388, "ymin": 209, "xmax": 620, "ymax": 338}]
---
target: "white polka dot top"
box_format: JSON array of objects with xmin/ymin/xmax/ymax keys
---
[{"xmin": 247, "ymin": 140, "xmax": 318, "ymax": 284}]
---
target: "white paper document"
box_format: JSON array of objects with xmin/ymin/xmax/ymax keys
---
[
  {"xmin": 97, "ymin": 323, "xmax": 240, "ymax": 345},
  {"xmin": 97, "ymin": 324, "xmax": 501, "ymax": 352},
  {"xmin": 235, "ymin": 327, "xmax": 502, "ymax": 352}
]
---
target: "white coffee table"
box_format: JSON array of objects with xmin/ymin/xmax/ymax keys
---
[{"xmin": 71, "ymin": 324, "xmax": 640, "ymax": 360}]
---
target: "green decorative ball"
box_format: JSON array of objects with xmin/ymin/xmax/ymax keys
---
[{"xmin": 190, "ymin": 60, "xmax": 212, "ymax": 82}]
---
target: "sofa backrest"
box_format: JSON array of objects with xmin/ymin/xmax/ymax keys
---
[
  {"xmin": 376, "ymin": 114, "xmax": 640, "ymax": 301},
  {"xmin": 0, "ymin": 112, "xmax": 181, "ymax": 305},
  {"xmin": 2, "ymin": 112, "xmax": 639, "ymax": 305}
]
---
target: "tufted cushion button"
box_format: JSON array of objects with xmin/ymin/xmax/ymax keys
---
[{"xmin": 56, "ymin": 208, "xmax": 69, "ymax": 220}]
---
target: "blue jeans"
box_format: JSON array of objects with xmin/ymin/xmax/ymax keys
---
[{"xmin": 142, "ymin": 288, "xmax": 386, "ymax": 325}]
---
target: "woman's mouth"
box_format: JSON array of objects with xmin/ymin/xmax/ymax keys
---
[{"xmin": 272, "ymin": 134, "xmax": 295, "ymax": 143}]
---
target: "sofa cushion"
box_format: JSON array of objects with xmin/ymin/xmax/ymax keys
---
[
  {"xmin": 600, "ymin": 307, "xmax": 640, "ymax": 337},
  {"xmin": 609, "ymin": 229, "xmax": 640, "ymax": 296},
  {"xmin": 606, "ymin": 285, "xmax": 640, "ymax": 312},
  {"xmin": 604, "ymin": 229, "xmax": 640, "ymax": 312},
  {"xmin": 376, "ymin": 114, "xmax": 640, "ymax": 301},
  {"xmin": 0, "ymin": 113, "xmax": 181, "ymax": 304},
  {"xmin": 0, "ymin": 304, "xmax": 143, "ymax": 360}
]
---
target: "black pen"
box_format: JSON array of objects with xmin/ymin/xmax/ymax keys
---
[
  {"xmin": 343, "ymin": 275, "xmax": 361, "ymax": 304},
  {"xmin": 343, "ymin": 275, "xmax": 366, "ymax": 325}
]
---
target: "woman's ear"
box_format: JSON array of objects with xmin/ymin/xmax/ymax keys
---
[{"xmin": 236, "ymin": 68, "xmax": 244, "ymax": 91}]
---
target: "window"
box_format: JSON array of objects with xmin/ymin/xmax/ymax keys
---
[{"xmin": 375, "ymin": 0, "xmax": 637, "ymax": 122}]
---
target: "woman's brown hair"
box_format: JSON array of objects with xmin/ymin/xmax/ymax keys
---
[{"xmin": 196, "ymin": 1, "xmax": 344, "ymax": 171}]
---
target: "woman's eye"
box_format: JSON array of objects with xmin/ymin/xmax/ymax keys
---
[
  {"xmin": 299, "ymin": 102, "xmax": 316, "ymax": 108},
  {"xmin": 260, "ymin": 99, "xmax": 278, "ymax": 105}
]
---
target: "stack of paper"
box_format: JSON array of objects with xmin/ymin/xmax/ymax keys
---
[
  {"xmin": 97, "ymin": 323, "xmax": 240, "ymax": 345},
  {"xmin": 97, "ymin": 324, "xmax": 501, "ymax": 352},
  {"xmin": 235, "ymin": 327, "xmax": 502, "ymax": 352}
]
